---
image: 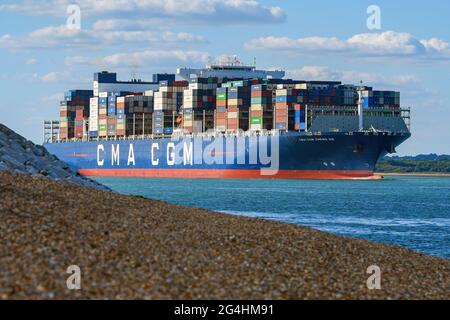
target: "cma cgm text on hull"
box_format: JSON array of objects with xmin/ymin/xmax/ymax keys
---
[{"xmin": 94, "ymin": 133, "xmax": 281, "ymax": 176}]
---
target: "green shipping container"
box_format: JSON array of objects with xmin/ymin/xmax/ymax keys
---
[
  {"xmin": 216, "ymin": 93, "xmax": 227, "ymax": 100},
  {"xmin": 250, "ymin": 117, "xmax": 263, "ymax": 125},
  {"xmin": 251, "ymin": 97, "xmax": 271, "ymax": 104}
]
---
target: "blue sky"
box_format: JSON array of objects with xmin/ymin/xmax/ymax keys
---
[{"xmin": 0, "ymin": 0, "xmax": 449, "ymax": 155}]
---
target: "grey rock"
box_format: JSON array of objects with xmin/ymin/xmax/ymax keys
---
[{"xmin": 0, "ymin": 124, "xmax": 109, "ymax": 192}]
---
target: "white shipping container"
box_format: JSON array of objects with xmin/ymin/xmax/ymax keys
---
[
  {"xmin": 89, "ymin": 119, "xmax": 98, "ymax": 132},
  {"xmin": 250, "ymin": 124, "xmax": 262, "ymax": 130},
  {"xmin": 89, "ymin": 97, "xmax": 99, "ymax": 131},
  {"xmin": 193, "ymin": 120, "xmax": 203, "ymax": 133}
]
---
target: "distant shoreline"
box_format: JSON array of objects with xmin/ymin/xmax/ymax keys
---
[{"xmin": 376, "ymin": 172, "xmax": 450, "ymax": 177}]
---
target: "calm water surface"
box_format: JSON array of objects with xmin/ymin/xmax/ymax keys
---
[{"xmin": 95, "ymin": 176, "xmax": 450, "ymax": 258}]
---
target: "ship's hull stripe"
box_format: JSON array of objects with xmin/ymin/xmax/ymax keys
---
[{"xmin": 79, "ymin": 168, "xmax": 381, "ymax": 180}]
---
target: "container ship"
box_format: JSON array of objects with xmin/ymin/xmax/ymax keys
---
[{"xmin": 43, "ymin": 58, "xmax": 411, "ymax": 179}]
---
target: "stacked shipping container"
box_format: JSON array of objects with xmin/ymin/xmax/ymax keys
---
[
  {"xmin": 361, "ymin": 90, "xmax": 400, "ymax": 108},
  {"xmin": 215, "ymin": 87, "xmax": 227, "ymax": 132},
  {"xmin": 60, "ymin": 90, "xmax": 92, "ymax": 139},
  {"xmin": 154, "ymin": 80, "xmax": 188, "ymax": 112},
  {"xmin": 117, "ymin": 95, "xmax": 154, "ymax": 136},
  {"xmin": 183, "ymin": 78, "xmax": 220, "ymax": 133},
  {"xmin": 57, "ymin": 73, "xmax": 402, "ymax": 140},
  {"xmin": 224, "ymin": 80, "xmax": 256, "ymax": 132},
  {"xmin": 250, "ymin": 84, "xmax": 275, "ymax": 131}
]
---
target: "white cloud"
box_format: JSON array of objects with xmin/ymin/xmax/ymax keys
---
[
  {"xmin": 42, "ymin": 93, "xmax": 63, "ymax": 103},
  {"xmin": 26, "ymin": 58, "xmax": 37, "ymax": 65},
  {"xmin": 0, "ymin": 0, "xmax": 285, "ymax": 25},
  {"xmin": 0, "ymin": 25, "xmax": 205, "ymax": 49},
  {"xmin": 41, "ymin": 71, "xmax": 68, "ymax": 82},
  {"xmin": 245, "ymin": 31, "xmax": 450, "ymax": 60},
  {"xmin": 65, "ymin": 50, "xmax": 210, "ymax": 70},
  {"xmin": 286, "ymin": 66, "xmax": 417, "ymax": 89},
  {"xmin": 420, "ymin": 38, "xmax": 450, "ymax": 52},
  {"xmin": 103, "ymin": 50, "xmax": 210, "ymax": 67},
  {"xmin": 92, "ymin": 19, "xmax": 167, "ymax": 31}
]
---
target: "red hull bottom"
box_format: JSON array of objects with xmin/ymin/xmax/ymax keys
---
[{"xmin": 79, "ymin": 169, "xmax": 382, "ymax": 180}]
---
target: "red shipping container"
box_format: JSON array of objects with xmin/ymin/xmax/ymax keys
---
[
  {"xmin": 252, "ymin": 91, "xmax": 262, "ymax": 98},
  {"xmin": 76, "ymin": 109, "xmax": 87, "ymax": 119},
  {"xmin": 60, "ymin": 110, "xmax": 70, "ymax": 117},
  {"xmin": 173, "ymin": 80, "xmax": 189, "ymax": 87},
  {"xmin": 250, "ymin": 110, "xmax": 263, "ymax": 117},
  {"xmin": 216, "ymin": 100, "xmax": 227, "ymax": 107},
  {"xmin": 275, "ymin": 110, "xmax": 288, "ymax": 116},
  {"xmin": 276, "ymin": 102, "xmax": 288, "ymax": 109},
  {"xmin": 75, "ymin": 126, "xmax": 84, "ymax": 138}
]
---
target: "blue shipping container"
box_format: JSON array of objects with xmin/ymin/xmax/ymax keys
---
[{"xmin": 163, "ymin": 127, "xmax": 173, "ymax": 134}]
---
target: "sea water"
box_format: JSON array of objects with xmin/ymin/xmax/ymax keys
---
[{"xmin": 95, "ymin": 176, "xmax": 450, "ymax": 259}]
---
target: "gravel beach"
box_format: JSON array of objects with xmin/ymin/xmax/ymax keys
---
[{"xmin": 0, "ymin": 170, "xmax": 448, "ymax": 300}]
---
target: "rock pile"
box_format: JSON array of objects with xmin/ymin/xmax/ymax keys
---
[{"xmin": 0, "ymin": 124, "xmax": 108, "ymax": 190}]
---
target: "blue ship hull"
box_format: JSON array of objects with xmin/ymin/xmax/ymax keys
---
[{"xmin": 44, "ymin": 132, "xmax": 410, "ymax": 179}]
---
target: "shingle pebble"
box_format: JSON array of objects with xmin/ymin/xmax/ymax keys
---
[{"xmin": 0, "ymin": 170, "xmax": 448, "ymax": 300}]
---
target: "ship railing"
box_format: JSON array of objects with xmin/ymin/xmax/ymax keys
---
[{"xmin": 48, "ymin": 129, "xmax": 410, "ymax": 144}]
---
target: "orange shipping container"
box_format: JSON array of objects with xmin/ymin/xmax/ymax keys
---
[
  {"xmin": 275, "ymin": 110, "xmax": 288, "ymax": 116},
  {"xmin": 276, "ymin": 102, "xmax": 288, "ymax": 109},
  {"xmin": 216, "ymin": 113, "xmax": 227, "ymax": 120},
  {"xmin": 250, "ymin": 110, "xmax": 263, "ymax": 117},
  {"xmin": 216, "ymin": 100, "xmax": 227, "ymax": 107}
]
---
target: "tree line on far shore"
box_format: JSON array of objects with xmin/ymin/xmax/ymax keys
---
[{"xmin": 376, "ymin": 154, "xmax": 450, "ymax": 173}]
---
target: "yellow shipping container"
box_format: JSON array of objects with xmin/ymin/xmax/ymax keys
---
[
  {"xmin": 227, "ymin": 112, "xmax": 238, "ymax": 119},
  {"xmin": 227, "ymin": 99, "xmax": 239, "ymax": 106},
  {"xmin": 294, "ymin": 83, "xmax": 308, "ymax": 90}
]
